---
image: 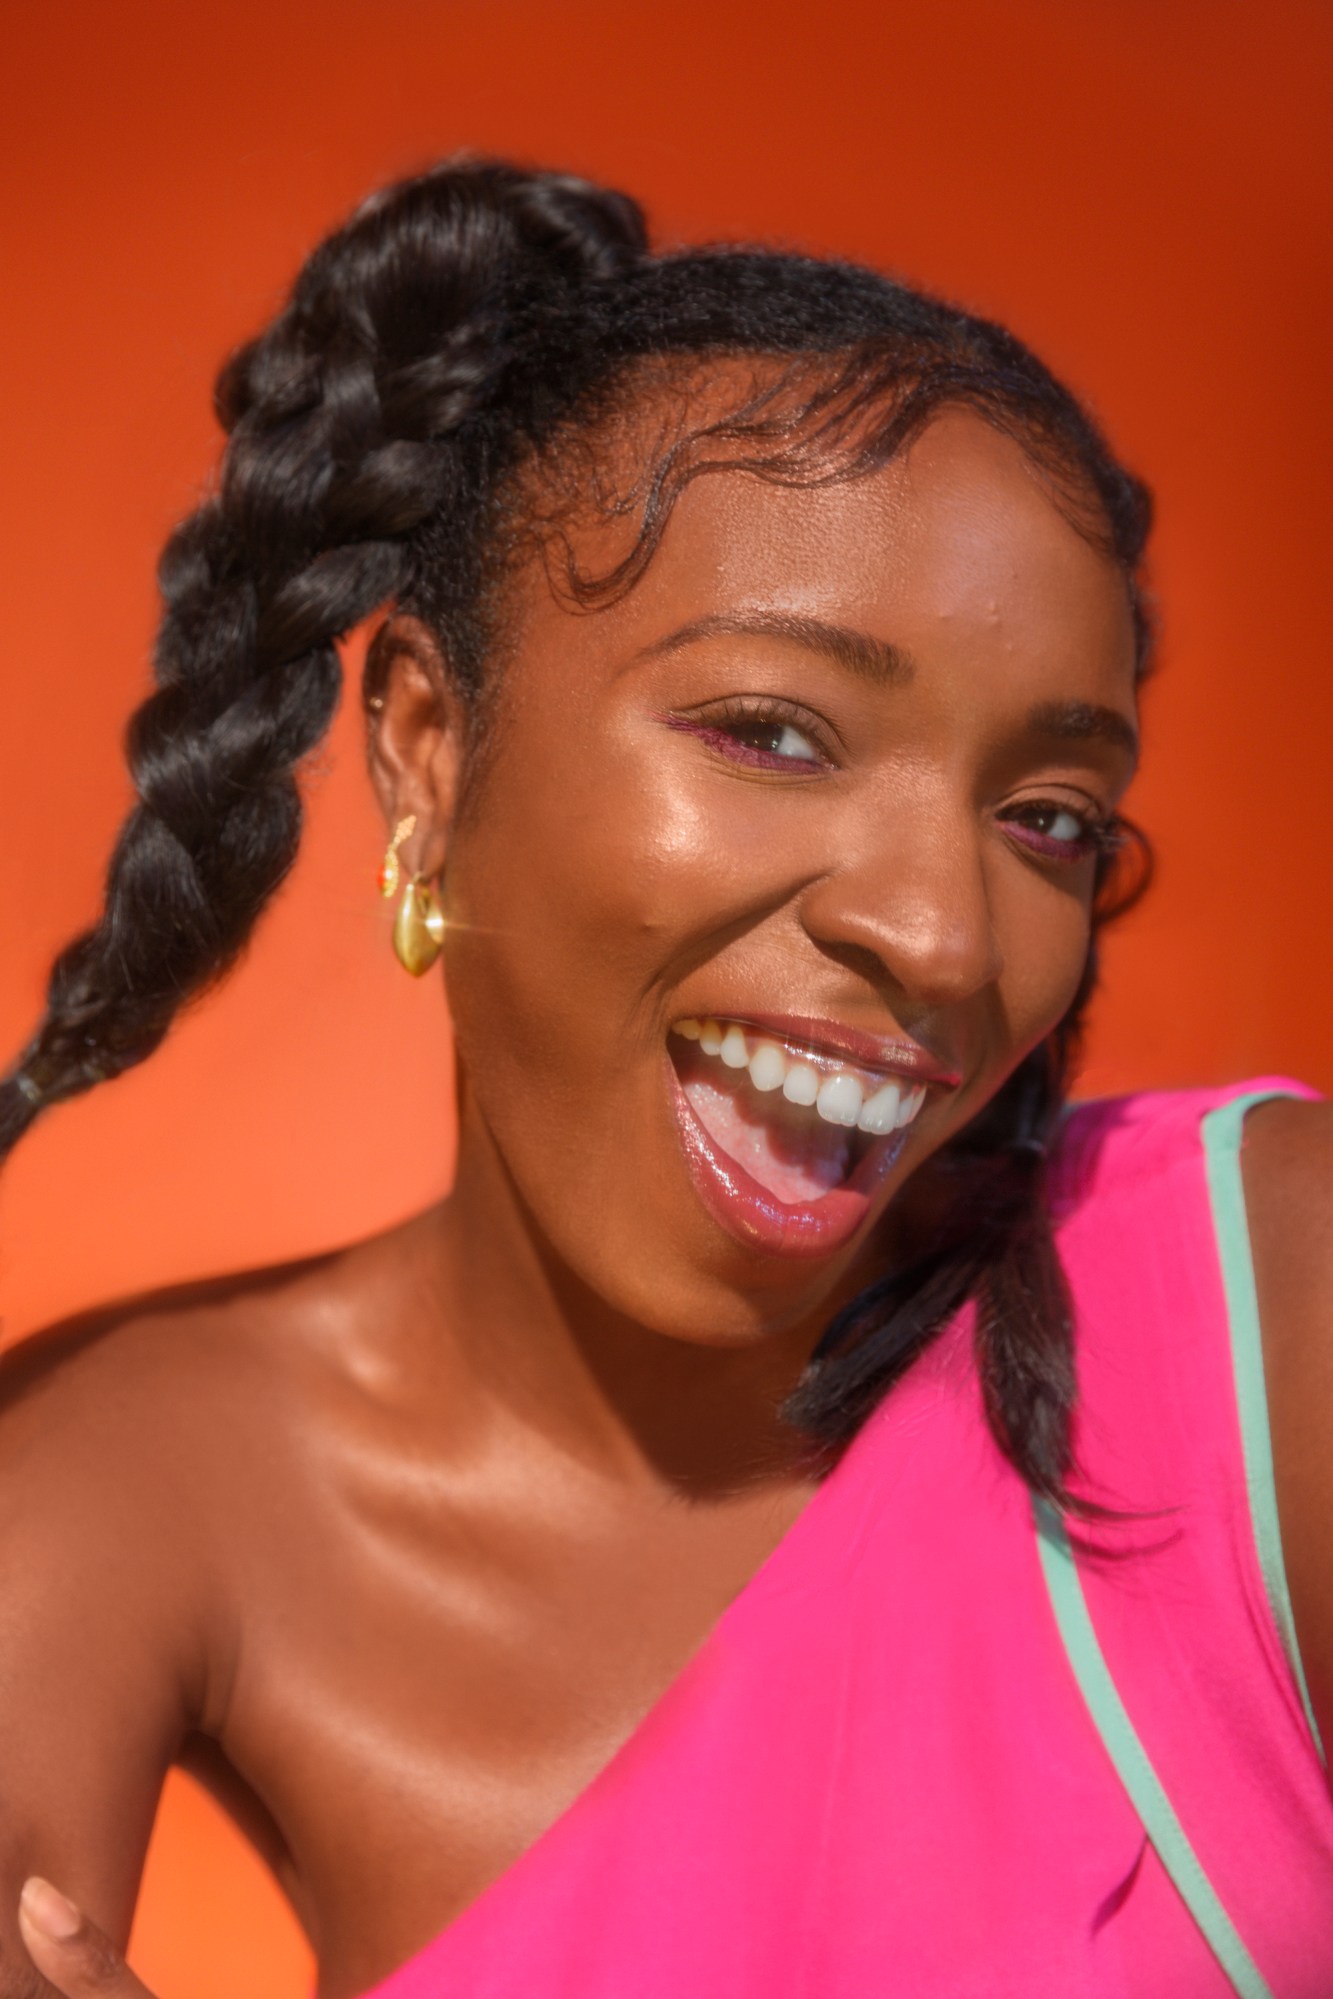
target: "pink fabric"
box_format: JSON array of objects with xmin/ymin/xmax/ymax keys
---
[{"xmin": 360, "ymin": 1083, "xmax": 1333, "ymax": 1998}]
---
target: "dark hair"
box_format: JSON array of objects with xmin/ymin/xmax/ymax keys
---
[{"xmin": 0, "ymin": 156, "xmax": 1152, "ymax": 1508}]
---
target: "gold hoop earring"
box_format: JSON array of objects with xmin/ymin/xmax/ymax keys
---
[
  {"xmin": 393, "ymin": 874, "xmax": 446, "ymax": 976},
  {"xmin": 378, "ymin": 815, "xmax": 417, "ymax": 900}
]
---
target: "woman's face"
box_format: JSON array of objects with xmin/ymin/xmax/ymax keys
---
[{"xmin": 433, "ymin": 403, "xmax": 1138, "ymax": 1346}]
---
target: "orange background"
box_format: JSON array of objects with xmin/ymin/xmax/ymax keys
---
[{"xmin": 1, "ymin": 2, "xmax": 1330, "ymax": 1992}]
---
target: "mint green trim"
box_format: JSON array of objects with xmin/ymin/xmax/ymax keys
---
[
  {"xmin": 1034, "ymin": 1500, "xmax": 1275, "ymax": 1999},
  {"xmin": 1202, "ymin": 1091, "xmax": 1326, "ymax": 1765}
]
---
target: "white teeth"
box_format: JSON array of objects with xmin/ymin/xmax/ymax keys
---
[
  {"xmin": 673, "ymin": 1015, "xmax": 931, "ymax": 1137},
  {"xmin": 857, "ymin": 1081, "xmax": 902, "ymax": 1134},
  {"xmin": 816, "ymin": 1072, "xmax": 863, "ymax": 1127},
  {"xmin": 748, "ymin": 1042, "xmax": 787, "ymax": 1092},
  {"xmin": 895, "ymin": 1084, "xmax": 926, "ymax": 1128},
  {"xmin": 782, "ymin": 1062, "xmax": 820, "ymax": 1106},
  {"xmin": 719, "ymin": 1023, "xmax": 750, "ymax": 1069}
]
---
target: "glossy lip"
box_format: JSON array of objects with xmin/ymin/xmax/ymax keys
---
[
  {"xmin": 665, "ymin": 1053, "xmax": 912, "ymax": 1259},
  {"xmin": 689, "ymin": 1010, "xmax": 961, "ymax": 1086}
]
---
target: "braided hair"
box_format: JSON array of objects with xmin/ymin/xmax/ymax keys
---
[{"xmin": 0, "ymin": 156, "xmax": 1153, "ymax": 1506}]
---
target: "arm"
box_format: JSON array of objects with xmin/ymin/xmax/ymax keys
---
[
  {"xmin": 0, "ymin": 1330, "xmax": 203, "ymax": 1998},
  {"xmin": 1243, "ymin": 1095, "xmax": 1333, "ymax": 1759}
]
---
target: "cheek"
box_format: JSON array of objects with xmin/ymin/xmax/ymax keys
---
[
  {"xmin": 990, "ymin": 866, "xmax": 1095, "ymax": 1061},
  {"xmin": 449, "ymin": 723, "xmax": 795, "ymax": 1027},
  {"xmin": 438, "ymin": 728, "xmax": 718, "ymax": 1170},
  {"xmin": 437, "ymin": 721, "xmax": 811, "ymax": 1327}
]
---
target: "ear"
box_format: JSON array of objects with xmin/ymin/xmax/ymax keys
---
[{"xmin": 363, "ymin": 614, "xmax": 469, "ymax": 880}]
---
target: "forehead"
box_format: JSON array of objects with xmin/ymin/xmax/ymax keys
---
[{"xmin": 507, "ymin": 391, "xmax": 1137, "ymax": 696}]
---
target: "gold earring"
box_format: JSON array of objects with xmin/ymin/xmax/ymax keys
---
[
  {"xmin": 392, "ymin": 874, "xmax": 446, "ymax": 976},
  {"xmin": 377, "ymin": 815, "xmax": 417, "ymax": 900}
]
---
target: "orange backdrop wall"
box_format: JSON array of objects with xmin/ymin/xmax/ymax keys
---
[{"xmin": 1, "ymin": 3, "xmax": 1330, "ymax": 1992}]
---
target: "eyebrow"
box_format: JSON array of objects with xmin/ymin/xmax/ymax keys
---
[
  {"xmin": 1026, "ymin": 698, "xmax": 1139, "ymax": 768},
  {"xmin": 633, "ymin": 612, "xmax": 1138, "ymax": 767},
  {"xmin": 632, "ymin": 610, "xmax": 915, "ymax": 685}
]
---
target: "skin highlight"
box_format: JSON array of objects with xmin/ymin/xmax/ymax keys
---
[
  {"xmin": 420, "ymin": 408, "xmax": 1138, "ymax": 1337},
  {"xmin": 0, "ymin": 397, "xmax": 1329, "ymax": 1999}
]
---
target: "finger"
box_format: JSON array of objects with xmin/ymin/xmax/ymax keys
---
[{"xmin": 17, "ymin": 1877, "xmax": 156, "ymax": 1998}]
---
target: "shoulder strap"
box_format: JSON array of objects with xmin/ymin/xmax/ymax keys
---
[
  {"xmin": 1034, "ymin": 1499, "xmax": 1275, "ymax": 1999},
  {"xmin": 1201, "ymin": 1089, "xmax": 1326, "ymax": 1763},
  {"xmin": 1034, "ymin": 1080, "xmax": 1325, "ymax": 1996}
]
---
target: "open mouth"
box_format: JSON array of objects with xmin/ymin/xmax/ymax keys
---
[{"xmin": 666, "ymin": 1015, "xmax": 931, "ymax": 1258}]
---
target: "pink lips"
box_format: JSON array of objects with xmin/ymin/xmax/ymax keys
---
[{"xmin": 666, "ymin": 1057, "xmax": 909, "ymax": 1259}]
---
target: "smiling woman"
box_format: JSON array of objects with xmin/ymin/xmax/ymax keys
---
[{"xmin": 0, "ymin": 158, "xmax": 1330, "ymax": 1999}]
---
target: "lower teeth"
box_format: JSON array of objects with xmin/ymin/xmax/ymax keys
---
[{"xmin": 680, "ymin": 1063, "xmax": 867, "ymax": 1205}]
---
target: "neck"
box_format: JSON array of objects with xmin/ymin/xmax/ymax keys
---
[{"xmin": 424, "ymin": 1091, "xmax": 839, "ymax": 1501}]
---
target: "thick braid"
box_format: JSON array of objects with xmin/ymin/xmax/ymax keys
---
[
  {"xmin": 0, "ymin": 161, "xmax": 646, "ymax": 1159},
  {"xmin": 971, "ymin": 1041, "xmax": 1075, "ymax": 1507}
]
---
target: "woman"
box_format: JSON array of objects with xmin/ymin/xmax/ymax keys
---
[{"xmin": 0, "ymin": 158, "xmax": 1329, "ymax": 1999}]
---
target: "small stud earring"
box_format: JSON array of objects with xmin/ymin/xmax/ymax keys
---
[{"xmin": 377, "ymin": 815, "xmax": 417, "ymax": 901}]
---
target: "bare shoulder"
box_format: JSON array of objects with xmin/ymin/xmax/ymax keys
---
[
  {"xmin": 0, "ymin": 1206, "xmax": 457, "ymax": 1988},
  {"xmin": 0, "ymin": 1234, "xmax": 386, "ymax": 1988},
  {"xmin": 1243, "ymin": 1095, "xmax": 1333, "ymax": 1372},
  {"xmin": 0, "ymin": 1203, "xmax": 454, "ymax": 1638},
  {"xmin": 1, "ymin": 1257, "xmax": 314, "ymax": 1527},
  {"xmin": 0, "ymin": 1288, "xmax": 233, "ymax": 1990},
  {"xmin": 0, "ymin": 1227, "xmax": 392, "ymax": 1572},
  {"xmin": 1241, "ymin": 1094, "xmax": 1333, "ymax": 1753},
  {"xmin": 0, "ymin": 1280, "xmax": 238, "ymax": 1626},
  {"xmin": 0, "ymin": 1253, "xmax": 336, "ymax": 1720}
]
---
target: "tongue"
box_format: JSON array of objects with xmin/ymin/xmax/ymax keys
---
[{"xmin": 682, "ymin": 1069, "xmax": 854, "ymax": 1205}]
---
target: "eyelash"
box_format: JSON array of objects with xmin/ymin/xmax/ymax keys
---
[
  {"xmin": 997, "ymin": 803, "xmax": 1122, "ymax": 864},
  {"xmin": 665, "ymin": 699, "xmax": 1119, "ymax": 864},
  {"xmin": 663, "ymin": 696, "xmax": 833, "ymax": 770}
]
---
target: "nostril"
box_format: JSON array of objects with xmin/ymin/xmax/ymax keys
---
[
  {"xmin": 803, "ymin": 929, "xmax": 1001, "ymax": 1013},
  {"xmin": 809, "ymin": 940, "xmax": 893, "ymax": 989},
  {"xmin": 798, "ymin": 850, "xmax": 1002, "ymax": 1007}
]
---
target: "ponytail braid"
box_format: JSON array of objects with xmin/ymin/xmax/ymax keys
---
[{"xmin": 0, "ymin": 161, "xmax": 646, "ymax": 1158}]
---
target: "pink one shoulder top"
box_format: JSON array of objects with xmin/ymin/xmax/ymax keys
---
[{"xmin": 358, "ymin": 1082, "xmax": 1333, "ymax": 1998}]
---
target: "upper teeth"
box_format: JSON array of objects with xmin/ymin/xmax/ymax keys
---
[{"xmin": 672, "ymin": 1019, "xmax": 927, "ymax": 1136}]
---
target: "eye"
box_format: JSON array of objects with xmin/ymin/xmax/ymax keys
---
[
  {"xmin": 1000, "ymin": 799, "xmax": 1109, "ymax": 862},
  {"xmin": 1029, "ymin": 805, "xmax": 1086, "ymax": 844},
  {"xmin": 723, "ymin": 717, "xmax": 821, "ymax": 762},
  {"xmin": 663, "ymin": 698, "xmax": 832, "ymax": 772}
]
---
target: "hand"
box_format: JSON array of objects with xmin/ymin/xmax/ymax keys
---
[{"xmin": 18, "ymin": 1878, "xmax": 156, "ymax": 1998}]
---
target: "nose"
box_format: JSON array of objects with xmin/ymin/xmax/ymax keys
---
[{"xmin": 797, "ymin": 801, "xmax": 1004, "ymax": 1009}]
